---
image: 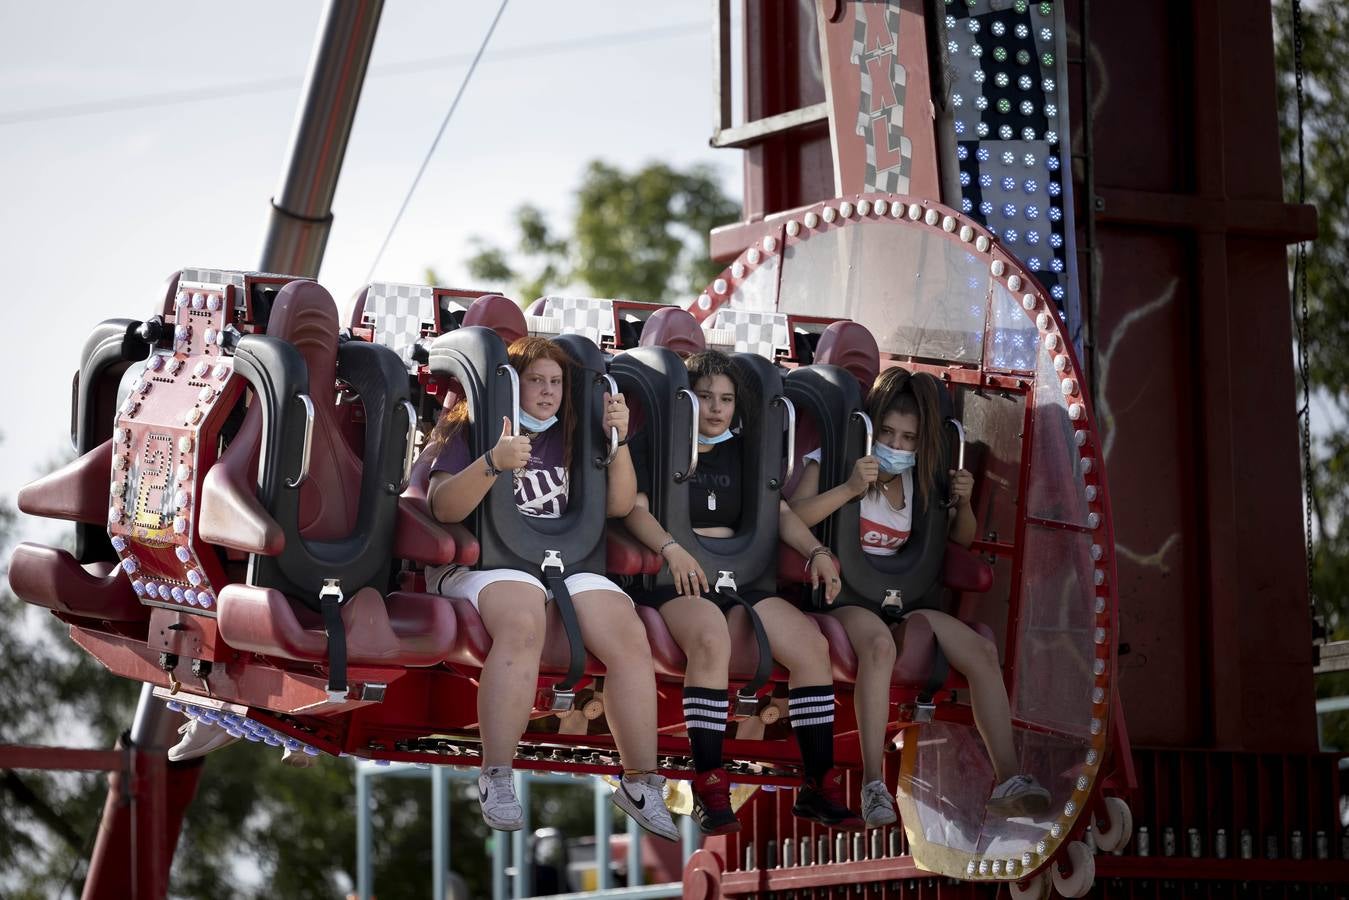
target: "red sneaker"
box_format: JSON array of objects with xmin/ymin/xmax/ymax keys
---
[{"xmin": 692, "ymin": 768, "xmax": 741, "ymax": 835}]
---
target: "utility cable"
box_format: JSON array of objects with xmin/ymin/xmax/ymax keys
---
[{"xmin": 363, "ymin": 0, "xmax": 510, "ymax": 284}]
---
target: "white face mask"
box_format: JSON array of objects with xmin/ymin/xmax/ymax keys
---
[
  {"xmin": 697, "ymin": 427, "xmax": 734, "ymax": 446},
  {"xmin": 518, "ymin": 410, "xmax": 557, "ymax": 433},
  {"xmin": 873, "ymin": 441, "xmax": 916, "ymax": 475}
]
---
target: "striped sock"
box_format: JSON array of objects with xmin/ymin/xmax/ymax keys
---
[
  {"xmin": 683, "ymin": 687, "xmax": 729, "ymax": 773},
  {"xmin": 788, "ymin": 685, "xmax": 836, "ymax": 782}
]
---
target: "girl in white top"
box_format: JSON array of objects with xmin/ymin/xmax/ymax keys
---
[{"xmin": 789, "ymin": 367, "xmax": 1050, "ymax": 827}]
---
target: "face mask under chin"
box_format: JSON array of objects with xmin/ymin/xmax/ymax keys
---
[{"xmin": 518, "ymin": 410, "xmax": 558, "ymax": 433}]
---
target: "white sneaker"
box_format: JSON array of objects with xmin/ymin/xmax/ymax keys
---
[
  {"xmin": 280, "ymin": 745, "xmax": 315, "ymax": 768},
  {"xmin": 988, "ymin": 774, "xmax": 1052, "ymax": 817},
  {"xmin": 477, "ymin": 766, "xmax": 525, "ymax": 831},
  {"xmin": 611, "ymin": 773, "xmax": 680, "ymax": 842},
  {"xmin": 167, "ymin": 718, "xmax": 239, "ymax": 762},
  {"xmin": 860, "ymin": 779, "xmax": 898, "ymax": 827}
]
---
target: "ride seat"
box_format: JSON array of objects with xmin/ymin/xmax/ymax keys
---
[{"xmin": 204, "ymin": 281, "xmax": 454, "ymax": 667}]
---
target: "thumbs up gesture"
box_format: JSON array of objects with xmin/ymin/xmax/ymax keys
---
[{"xmin": 490, "ymin": 417, "xmax": 533, "ymax": 472}]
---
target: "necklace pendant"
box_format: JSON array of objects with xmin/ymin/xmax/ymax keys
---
[{"xmin": 707, "ymin": 491, "xmax": 717, "ymax": 511}]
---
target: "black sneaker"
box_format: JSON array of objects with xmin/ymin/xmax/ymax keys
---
[
  {"xmin": 792, "ymin": 768, "xmax": 864, "ymax": 830},
  {"xmin": 692, "ymin": 768, "xmax": 741, "ymax": 835}
]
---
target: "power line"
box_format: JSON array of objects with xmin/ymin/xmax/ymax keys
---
[
  {"xmin": 0, "ymin": 21, "xmax": 705, "ymax": 127},
  {"xmin": 364, "ymin": 0, "xmax": 510, "ymax": 285}
]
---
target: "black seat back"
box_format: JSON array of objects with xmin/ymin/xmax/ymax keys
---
[
  {"xmin": 611, "ymin": 348, "xmax": 785, "ymax": 593},
  {"xmin": 238, "ymin": 281, "xmax": 412, "ymax": 605},
  {"xmin": 426, "ymin": 327, "xmax": 608, "ymax": 575},
  {"xmin": 789, "ymin": 365, "xmax": 954, "ymax": 613}
]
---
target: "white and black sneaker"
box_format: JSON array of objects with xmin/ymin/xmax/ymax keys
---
[
  {"xmin": 478, "ymin": 765, "xmax": 525, "ymax": 831},
  {"xmin": 988, "ymin": 774, "xmax": 1052, "ymax": 817},
  {"xmin": 611, "ymin": 773, "xmax": 680, "ymax": 842},
  {"xmin": 167, "ymin": 718, "xmax": 239, "ymax": 762},
  {"xmin": 860, "ymin": 779, "xmax": 898, "ymax": 827}
]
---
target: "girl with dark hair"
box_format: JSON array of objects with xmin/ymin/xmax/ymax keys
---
[
  {"xmin": 624, "ymin": 350, "xmax": 862, "ymax": 835},
  {"xmin": 789, "ymin": 366, "xmax": 1050, "ymax": 827},
  {"xmin": 425, "ymin": 336, "xmax": 677, "ymax": 840}
]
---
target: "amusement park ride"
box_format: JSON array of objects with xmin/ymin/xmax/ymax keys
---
[{"xmin": 2, "ymin": 1, "xmax": 1342, "ymax": 898}]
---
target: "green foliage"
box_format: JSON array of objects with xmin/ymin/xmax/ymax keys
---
[
  {"xmin": 465, "ymin": 159, "xmax": 739, "ymax": 303},
  {"xmin": 1274, "ymin": 2, "xmax": 1349, "ymax": 747}
]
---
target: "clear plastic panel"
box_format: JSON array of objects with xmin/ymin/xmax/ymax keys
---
[
  {"xmin": 956, "ymin": 386, "xmax": 1025, "ymax": 549},
  {"xmin": 1012, "ymin": 524, "xmax": 1097, "ymax": 737},
  {"xmin": 1026, "ymin": 335, "xmax": 1089, "ymax": 526},
  {"xmin": 778, "ymin": 220, "xmax": 989, "ymax": 363},
  {"xmin": 899, "ymin": 722, "xmax": 1092, "ymax": 875},
  {"xmin": 900, "ymin": 723, "xmax": 995, "ymax": 858},
  {"xmin": 728, "ymin": 253, "xmax": 780, "ymax": 312},
  {"xmin": 987, "ymin": 281, "xmax": 1039, "ymax": 372}
]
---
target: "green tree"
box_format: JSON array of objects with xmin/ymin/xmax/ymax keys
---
[
  {"xmin": 465, "ymin": 159, "xmax": 739, "ymax": 303},
  {"xmin": 1274, "ymin": 2, "xmax": 1349, "ymax": 747}
]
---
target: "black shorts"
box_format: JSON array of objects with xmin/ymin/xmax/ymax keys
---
[{"xmin": 632, "ymin": 584, "xmax": 778, "ymax": 612}]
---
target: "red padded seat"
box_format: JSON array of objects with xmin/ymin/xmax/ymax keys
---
[
  {"xmin": 463, "ymin": 294, "xmax": 527, "ymax": 345},
  {"xmin": 8, "ymin": 543, "xmax": 145, "ymax": 622},
  {"xmin": 16, "ymin": 439, "xmax": 114, "ymax": 525},
  {"xmin": 639, "ymin": 307, "xmax": 706, "ymax": 358},
  {"xmin": 217, "ymin": 585, "xmax": 455, "ymax": 666},
  {"xmin": 813, "ymin": 320, "xmax": 880, "ymax": 391}
]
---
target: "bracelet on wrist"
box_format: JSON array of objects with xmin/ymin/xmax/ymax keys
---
[
  {"xmin": 658, "ymin": 538, "xmax": 678, "ymax": 557},
  {"xmin": 804, "ymin": 546, "xmax": 831, "ymax": 572},
  {"xmin": 483, "ymin": 451, "xmax": 503, "ymax": 477}
]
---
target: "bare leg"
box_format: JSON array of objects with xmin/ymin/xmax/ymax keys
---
[
  {"xmin": 476, "ymin": 584, "xmax": 547, "ymax": 768},
  {"xmin": 750, "ymin": 596, "xmax": 832, "ymax": 687},
  {"xmin": 830, "ymin": 605, "xmax": 897, "ymax": 783},
  {"xmin": 573, "ymin": 590, "xmax": 658, "ymax": 771},
  {"xmin": 908, "ymin": 609, "xmax": 1018, "ymax": 782},
  {"xmin": 659, "ymin": 595, "xmax": 731, "ymax": 690}
]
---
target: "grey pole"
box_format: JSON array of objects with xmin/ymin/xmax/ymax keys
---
[
  {"xmin": 593, "ymin": 777, "xmax": 612, "ymax": 890},
  {"xmin": 258, "ymin": 0, "xmax": 384, "ymax": 278},
  {"xmin": 511, "ymin": 771, "xmax": 532, "ymax": 898},
  {"xmin": 432, "ymin": 765, "xmax": 450, "ymax": 899},
  {"xmin": 356, "ymin": 766, "xmax": 373, "ymax": 900},
  {"xmin": 492, "ymin": 823, "xmax": 508, "ymax": 900},
  {"xmin": 626, "ymin": 810, "xmax": 642, "ymax": 887}
]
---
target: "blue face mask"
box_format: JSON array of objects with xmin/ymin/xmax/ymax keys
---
[
  {"xmin": 873, "ymin": 441, "xmax": 916, "ymax": 475},
  {"xmin": 698, "ymin": 427, "xmax": 735, "ymax": 446},
  {"xmin": 518, "ymin": 410, "xmax": 558, "ymax": 433}
]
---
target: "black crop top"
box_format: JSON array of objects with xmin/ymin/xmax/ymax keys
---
[{"xmin": 631, "ymin": 430, "xmax": 743, "ymax": 529}]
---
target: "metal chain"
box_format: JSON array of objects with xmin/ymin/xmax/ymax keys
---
[{"xmin": 1291, "ymin": 0, "xmax": 1319, "ymax": 628}]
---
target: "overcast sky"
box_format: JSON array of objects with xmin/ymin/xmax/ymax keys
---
[{"xmin": 0, "ymin": 0, "xmax": 740, "ymax": 529}]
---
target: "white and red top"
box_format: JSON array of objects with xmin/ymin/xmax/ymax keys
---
[{"xmin": 803, "ymin": 450, "xmax": 912, "ymax": 556}]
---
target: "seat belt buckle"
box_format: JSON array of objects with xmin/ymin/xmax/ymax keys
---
[
  {"xmin": 913, "ymin": 696, "xmax": 936, "ymax": 723},
  {"xmin": 548, "ymin": 686, "xmax": 576, "ymax": 712},
  {"xmin": 714, "ymin": 570, "xmax": 737, "ymax": 593},
  {"xmin": 881, "ymin": 589, "xmax": 903, "ymax": 611},
  {"xmin": 541, "ymin": 550, "xmax": 564, "ymax": 576},
  {"xmin": 733, "ymin": 691, "xmax": 760, "ymax": 719},
  {"xmin": 320, "ymin": 579, "xmax": 344, "ymax": 606}
]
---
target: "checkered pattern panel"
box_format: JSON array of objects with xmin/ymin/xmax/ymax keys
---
[
  {"xmin": 942, "ymin": 0, "xmax": 1077, "ymax": 331},
  {"xmin": 704, "ymin": 309, "xmax": 791, "ymax": 360},
  {"xmin": 180, "ymin": 268, "xmax": 246, "ymax": 290},
  {"xmin": 364, "ymin": 282, "xmax": 437, "ymax": 367},
  {"xmin": 533, "ymin": 296, "xmax": 616, "ymax": 345},
  {"xmin": 853, "ymin": 1, "xmax": 913, "ymax": 194}
]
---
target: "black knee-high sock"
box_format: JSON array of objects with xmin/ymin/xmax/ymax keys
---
[
  {"xmin": 788, "ymin": 685, "xmax": 836, "ymax": 782},
  {"xmin": 683, "ymin": 687, "xmax": 729, "ymax": 773}
]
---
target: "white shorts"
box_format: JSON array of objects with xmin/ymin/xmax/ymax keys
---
[{"xmin": 425, "ymin": 564, "xmax": 630, "ymax": 609}]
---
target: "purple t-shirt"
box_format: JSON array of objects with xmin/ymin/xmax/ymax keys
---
[{"xmin": 431, "ymin": 425, "xmax": 569, "ymax": 518}]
